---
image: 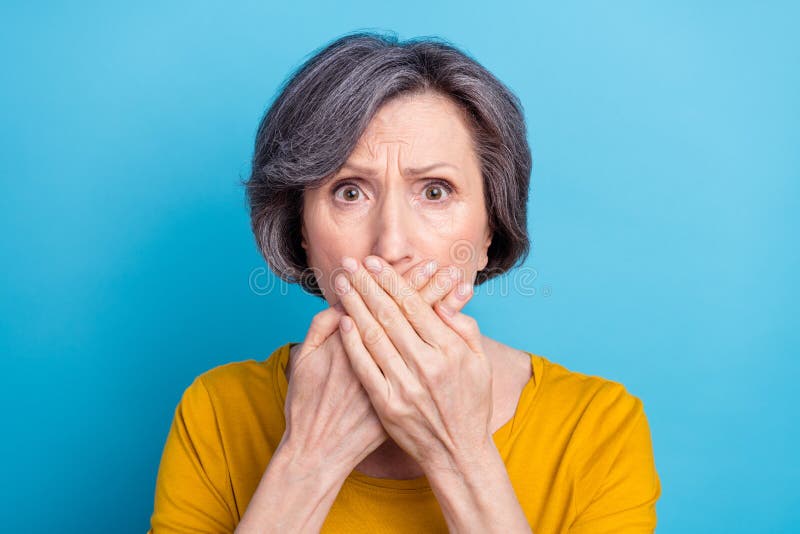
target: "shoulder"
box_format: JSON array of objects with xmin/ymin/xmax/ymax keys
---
[
  {"xmin": 492, "ymin": 338, "xmax": 643, "ymax": 417},
  {"xmin": 524, "ymin": 354, "xmax": 654, "ymax": 472},
  {"xmin": 179, "ymin": 343, "xmax": 290, "ymax": 410},
  {"xmin": 532, "ymin": 360, "xmax": 661, "ymax": 527},
  {"xmin": 532, "ymin": 356, "xmax": 657, "ymax": 480},
  {"xmin": 536, "ymin": 355, "xmax": 645, "ymax": 418},
  {"xmin": 197, "ymin": 358, "xmax": 270, "ymax": 390}
]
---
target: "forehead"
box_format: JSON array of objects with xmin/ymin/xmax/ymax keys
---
[{"xmin": 348, "ymin": 92, "xmax": 477, "ymax": 166}]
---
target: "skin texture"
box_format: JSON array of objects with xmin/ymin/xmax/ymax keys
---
[
  {"xmin": 298, "ymin": 90, "xmax": 528, "ymax": 479},
  {"xmin": 237, "ymin": 261, "xmax": 473, "ymax": 534},
  {"xmin": 301, "ymin": 90, "xmax": 492, "ymax": 299},
  {"xmin": 283, "ymin": 258, "xmax": 470, "ymax": 477},
  {"xmin": 236, "ymin": 91, "xmax": 534, "ymax": 533}
]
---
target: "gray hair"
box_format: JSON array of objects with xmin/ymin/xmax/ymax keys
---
[{"xmin": 244, "ymin": 30, "xmax": 532, "ymax": 298}]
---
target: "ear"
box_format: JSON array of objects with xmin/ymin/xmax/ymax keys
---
[{"xmin": 300, "ymin": 223, "xmax": 308, "ymax": 250}]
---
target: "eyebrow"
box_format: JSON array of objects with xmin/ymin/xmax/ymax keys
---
[{"xmin": 339, "ymin": 161, "xmax": 460, "ymax": 177}]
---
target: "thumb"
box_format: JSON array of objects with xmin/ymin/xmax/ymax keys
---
[{"xmin": 299, "ymin": 302, "xmax": 345, "ymax": 358}]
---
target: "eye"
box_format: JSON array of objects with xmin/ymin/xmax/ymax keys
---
[
  {"xmin": 331, "ymin": 179, "xmax": 454, "ymax": 204},
  {"xmin": 422, "ymin": 180, "xmax": 453, "ymax": 202},
  {"xmin": 333, "ymin": 182, "xmax": 363, "ymax": 202}
]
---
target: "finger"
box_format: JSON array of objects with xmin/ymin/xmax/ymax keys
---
[
  {"xmin": 434, "ymin": 269, "xmax": 476, "ymax": 316},
  {"xmin": 362, "ymin": 255, "xmax": 459, "ymax": 349},
  {"xmin": 331, "ymin": 259, "xmax": 434, "ymax": 308},
  {"xmin": 417, "ymin": 264, "xmax": 462, "ymax": 308},
  {"xmin": 334, "ymin": 271, "xmax": 415, "ymax": 387},
  {"xmin": 337, "ymin": 315, "xmax": 389, "ymax": 408},
  {"xmin": 403, "ymin": 258, "xmax": 439, "ymax": 292},
  {"xmin": 405, "ymin": 261, "xmax": 472, "ymax": 318},
  {"xmin": 434, "ymin": 282, "xmax": 484, "ymax": 355},
  {"xmin": 341, "ymin": 256, "xmax": 430, "ymax": 357},
  {"xmin": 298, "ymin": 302, "xmax": 345, "ymax": 358}
]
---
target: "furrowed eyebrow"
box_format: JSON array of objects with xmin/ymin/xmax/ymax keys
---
[
  {"xmin": 405, "ymin": 162, "xmax": 460, "ymax": 175},
  {"xmin": 338, "ymin": 161, "xmax": 459, "ymax": 177}
]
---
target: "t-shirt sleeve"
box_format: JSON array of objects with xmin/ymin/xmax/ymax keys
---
[
  {"xmin": 569, "ymin": 383, "xmax": 662, "ymax": 533},
  {"xmin": 148, "ymin": 376, "xmax": 237, "ymax": 533}
]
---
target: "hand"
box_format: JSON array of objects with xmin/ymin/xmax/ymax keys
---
[
  {"xmin": 280, "ymin": 258, "xmax": 473, "ymax": 477},
  {"xmin": 334, "ymin": 255, "xmax": 494, "ymax": 474}
]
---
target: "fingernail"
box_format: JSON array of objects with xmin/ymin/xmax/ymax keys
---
[
  {"xmin": 342, "ymin": 256, "xmax": 358, "ymax": 273},
  {"xmin": 364, "ymin": 256, "xmax": 382, "ymax": 273},
  {"xmin": 456, "ymin": 282, "xmax": 472, "ymax": 300},
  {"xmin": 340, "ymin": 315, "xmax": 353, "ymax": 332},
  {"xmin": 424, "ymin": 260, "xmax": 438, "ymax": 276},
  {"xmin": 335, "ymin": 274, "xmax": 351, "ymax": 294}
]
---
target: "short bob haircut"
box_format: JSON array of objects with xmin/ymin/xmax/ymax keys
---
[{"xmin": 245, "ymin": 30, "xmax": 532, "ymax": 299}]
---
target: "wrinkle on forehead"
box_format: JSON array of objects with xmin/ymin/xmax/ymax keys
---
[{"xmin": 348, "ymin": 92, "xmax": 475, "ymax": 172}]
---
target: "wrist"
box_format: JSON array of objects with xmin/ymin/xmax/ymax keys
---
[
  {"xmin": 273, "ymin": 436, "xmax": 353, "ymax": 485},
  {"xmin": 237, "ymin": 443, "xmax": 349, "ymax": 533},
  {"xmin": 425, "ymin": 436, "xmax": 499, "ymax": 487},
  {"xmin": 424, "ymin": 439, "xmax": 521, "ymax": 533}
]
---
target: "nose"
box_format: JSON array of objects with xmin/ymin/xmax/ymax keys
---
[{"xmin": 370, "ymin": 187, "xmax": 415, "ymax": 267}]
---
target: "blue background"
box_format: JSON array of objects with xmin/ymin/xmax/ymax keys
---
[{"xmin": 1, "ymin": 1, "xmax": 797, "ymax": 532}]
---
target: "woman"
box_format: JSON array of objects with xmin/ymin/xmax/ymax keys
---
[{"xmin": 149, "ymin": 32, "xmax": 661, "ymax": 533}]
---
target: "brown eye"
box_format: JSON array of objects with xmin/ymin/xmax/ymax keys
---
[
  {"xmin": 423, "ymin": 181, "xmax": 452, "ymax": 201},
  {"xmin": 334, "ymin": 183, "xmax": 362, "ymax": 202}
]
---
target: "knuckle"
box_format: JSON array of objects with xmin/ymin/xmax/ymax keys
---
[
  {"xmin": 309, "ymin": 309, "xmax": 335, "ymax": 333},
  {"xmin": 317, "ymin": 306, "xmax": 338, "ymax": 321},
  {"xmin": 305, "ymin": 330, "xmax": 326, "ymax": 349},
  {"xmin": 383, "ymin": 399, "xmax": 411, "ymax": 420},
  {"xmin": 406, "ymin": 268, "xmax": 428, "ymax": 289},
  {"xmin": 309, "ymin": 311, "xmax": 326, "ymax": 331},
  {"xmin": 398, "ymin": 293, "xmax": 423, "ymax": 317},
  {"xmin": 402, "ymin": 382, "xmax": 427, "ymax": 405},
  {"xmin": 363, "ymin": 323, "xmax": 385, "ymax": 346},
  {"xmin": 421, "ymin": 361, "xmax": 448, "ymax": 386},
  {"xmin": 463, "ymin": 315, "xmax": 479, "ymax": 333},
  {"xmin": 382, "ymin": 401, "xmax": 400, "ymax": 419},
  {"xmin": 376, "ymin": 308, "xmax": 398, "ymax": 330},
  {"xmin": 305, "ymin": 332, "xmax": 323, "ymax": 348}
]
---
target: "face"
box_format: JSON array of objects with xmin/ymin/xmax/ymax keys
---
[{"xmin": 301, "ymin": 91, "xmax": 492, "ymax": 304}]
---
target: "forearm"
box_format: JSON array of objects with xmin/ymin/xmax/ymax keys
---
[
  {"xmin": 426, "ymin": 439, "xmax": 532, "ymax": 534},
  {"xmin": 235, "ymin": 444, "xmax": 349, "ymax": 533}
]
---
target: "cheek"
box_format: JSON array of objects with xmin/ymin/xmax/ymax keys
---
[
  {"xmin": 428, "ymin": 205, "xmax": 487, "ymax": 251},
  {"xmin": 410, "ymin": 196, "xmax": 471, "ymax": 235},
  {"xmin": 437, "ymin": 210, "xmax": 490, "ymax": 275},
  {"xmin": 304, "ymin": 196, "xmax": 350, "ymax": 255},
  {"xmin": 307, "ymin": 220, "xmax": 369, "ymax": 263},
  {"xmin": 304, "ymin": 193, "xmax": 487, "ymax": 282},
  {"xmin": 303, "ymin": 214, "xmax": 369, "ymax": 300}
]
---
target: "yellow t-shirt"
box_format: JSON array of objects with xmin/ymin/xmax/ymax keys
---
[{"xmin": 148, "ymin": 342, "xmax": 661, "ymax": 533}]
